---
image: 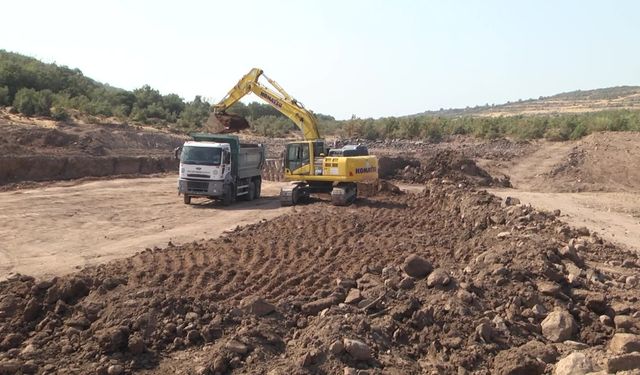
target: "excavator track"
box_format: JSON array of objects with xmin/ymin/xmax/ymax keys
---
[{"xmin": 331, "ymin": 183, "xmax": 357, "ymax": 206}]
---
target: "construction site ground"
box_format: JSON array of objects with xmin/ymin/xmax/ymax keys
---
[{"xmin": 1, "ymin": 121, "xmax": 640, "ymax": 374}]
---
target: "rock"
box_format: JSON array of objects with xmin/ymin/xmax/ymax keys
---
[
  {"xmin": 541, "ymin": 310, "xmax": 577, "ymax": 342},
  {"xmin": 492, "ymin": 345, "xmax": 546, "ymax": 375},
  {"xmin": 345, "ymin": 289, "xmax": 362, "ymax": 304},
  {"xmin": 329, "ymin": 340, "xmax": 345, "ymax": 355},
  {"xmin": 336, "ymin": 278, "xmax": 357, "ymax": 289},
  {"xmin": 599, "ymin": 315, "xmax": 613, "ymax": 326},
  {"xmin": 585, "ymin": 293, "xmax": 607, "ymax": 314},
  {"xmin": 402, "ymin": 254, "xmax": 432, "ymax": 278},
  {"xmin": 185, "ymin": 311, "xmax": 199, "ymax": 321},
  {"xmin": 553, "ymin": 352, "xmax": 593, "ymax": 375},
  {"xmin": 240, "ymin": 296, "xmax": 276, "ymax": 316},
  {"xmin": 606, "ymin": 353, "xmax": 640, "ymax": 372},
  {"xmin": 505, "ymin": 197, "xmax": 521, "ymax": 206},
  {"xmin": 532, "ymin": 304, "xmax": 547, "ymax": 317},
  {"xmin": 426, "ymin": 268, "xmax": 450, "ymax": 287},
  {"xmin": 343, "ymin": 338, "xmax": 372, "ymax": 361},
  {"xmin": 97, "ymin": 326, "xmax": 129, "ymax": 353},
  {"xmin": 519, "ymin": 340, "xmax": 559, "ymax": 364},
  {"xmin": 302, "ymin": 296, "xmax": 338, "ymax": 315},
  {"xmin": 614, "ymin": 315, "xmax": 637, "ymax": 331},
  {"xmin": 107, "ymin": 364, "xmax": 124, "ymax": 375},
  {"xmin": 497, "ymin": 231, "xmax": 511, "ymax": 239},
  {"xmin": 622, "ymin": 259, "xmax": 638, "ymax": 268},
  {"xmin": 475, "ymin": 322, "xmax": 493, "ymax": 343},
  {"xmin": 59, "ymin": 277, "xmax": 90, "ymax": 303},
  {"xmin": 22, "ymin": 298, "xmax": 41, "ymax": 322},
  {"xmin": 102, "ymin": 278, "xmax": 121, "ymax": 290},
  {"xmin": 35, "ymin": 279, "xmax": 55, "ymax": 290},
  {"xmin": 195, "ymin": 366, "xmax": 209, "ymax": 375},
  {"xmin": 609, "ymin": 333, "xmax": 640, "ymax": 354},
  {"xmin": 212, "ymin": 355, "xmax": 228, "ymax": 373},
  {"xmin": 20, "ymin": 343, "xmax": 37, "ymax": 356},
  {"xmin": 0, "ymin": 333, "xmax": 23, "ymax": 350},
  {"xmin": 225, "ymin": 340, "xmax": 249, "ymax": 355},
  {"xmin": 186, "ymin": 329, "xmax": 202, "ymax": 344},
  {"xmin": 127, "ymin": 334, "xmax": 145, "ymax": 354},
  {"xmin": 537, "ymin": 281, "xmax": 561, "ymax": 296},
  {"xmin": 627, "ymin": 275, "xmax": 638, "ymax": 287},
  {"xmin": 66, "ymin": 316, "xmax": 91, "ymax": 330},
  {"xmin": 398, "ymin": 276, "xmax": 415, "ymax": 289},
  {"xmin": 343, "ymin": 367, "xmax": 357, "ymax": 375}
]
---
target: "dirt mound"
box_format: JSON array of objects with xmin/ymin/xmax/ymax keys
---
[
  {"xmin": 1, "ymin": 184, "xmax": 638, "ymax": 373},
  {"xmin": 379, "ymin": 150, "xmax": 511, "ymax": 187},
  {"xmin": 541, "ymin": 132, "xmax": 640, "ymax": 192},
  {"xmin": 0, "ymin": 120, "xmax": 186, "ymax": 186}
]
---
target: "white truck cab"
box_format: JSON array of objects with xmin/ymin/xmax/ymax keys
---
[{"xmin": 177, "ymin": 134, "xmax": 265, "ymax": 205}]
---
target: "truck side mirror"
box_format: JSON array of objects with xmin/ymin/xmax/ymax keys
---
[
  {"xmin": 174, "ymin": 146, "xmax": 182, "ymax": 161},
  {"xmin": 223, "ymin": 150, "xmax": 230, "ymax": 164}
]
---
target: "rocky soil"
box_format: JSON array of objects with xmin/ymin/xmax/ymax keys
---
[{"xmin": 1, "ymin": 180, "xmax": 639, "ymax": 374}]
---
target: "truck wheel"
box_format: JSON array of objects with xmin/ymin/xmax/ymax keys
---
[
  {"xmin": 254, "ymin": 178, "xmax": 261, "ymax": 199},
  {"xmin": 246, "ymin": 181, "xmax": 255, "ymax": 201},
  {"xmin": 183, "ymin": 195, "xmax": 191, "ymax": 205},
  {"xmin": 222, "ymin": 185, "xmax": 234, "ymax": 206}
]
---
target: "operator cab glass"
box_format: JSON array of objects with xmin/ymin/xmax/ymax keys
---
[
  {"xmin": 285, "ymin": 142, "xmax": 310, "ymax": 173},
  {"xmin": 286, "ymin": 140, "xmax": 326, "ymax": 175},
  {"xmin": 181, "ymin": 146, "xmax": 222, "ymax": 166}
]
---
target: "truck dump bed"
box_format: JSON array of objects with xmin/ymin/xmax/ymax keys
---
[{"xmin": 190, "ymin": 133, "xmax": 265, "ymax": 178}]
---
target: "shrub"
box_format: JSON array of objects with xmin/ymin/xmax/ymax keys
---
[{"xmin": 13, "ymin": 88, "xmax": 52, "ymax": 116}]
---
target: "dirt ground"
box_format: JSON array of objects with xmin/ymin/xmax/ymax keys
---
[
  {"xmin": 0, "ymin": 177, "xmax": 291, "ymax": 280},
  {"xmin": 1, "ymin": 129, "xmax": 640, "ymax": 374}
]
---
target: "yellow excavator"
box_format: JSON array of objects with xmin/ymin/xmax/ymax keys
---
[{"xmin": 212, "ymin": 68, "xmax": 378, "ymax": 206}]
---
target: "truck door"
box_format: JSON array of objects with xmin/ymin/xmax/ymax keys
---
[{"xmin": 285, "ymin": 142, "xmax": 311, "ymax": 175}]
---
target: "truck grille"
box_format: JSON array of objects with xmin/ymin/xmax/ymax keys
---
[
  {"xmin": 187, "ymin": 174, "xmax": 209, "ymax": 178},
  {"xmin": 187, "ymin": 180, "xmax": 209, "ymax": 193}
]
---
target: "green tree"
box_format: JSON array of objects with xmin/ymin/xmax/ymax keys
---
[
  {"xmin": 178, "ymin": 96, "xmax": 211, "ymax": 130},
  {"xmin": 0, "ymin": 85, "xmax": 9, "ymax": 106}
]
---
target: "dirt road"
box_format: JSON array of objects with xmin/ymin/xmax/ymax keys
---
[
  {"xmin": 486, "ymin": 135, "xmax": 640, "ymax": 253},
  {"xmin": 0, "ymin": 176, "xmax": 291, "ymax": 280},
  {"xmin": 491, "ymin": 189, "xmax": 640, "ymax": 253}
]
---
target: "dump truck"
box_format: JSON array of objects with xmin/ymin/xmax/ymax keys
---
[{"xmin": 177, "ymin": 133, "xmax": 265, "ymax": 205}]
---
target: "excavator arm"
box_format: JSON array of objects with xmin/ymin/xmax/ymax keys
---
[{"xmin": 213, "ymin": 68, "xmax": 321, "ymax": 141}]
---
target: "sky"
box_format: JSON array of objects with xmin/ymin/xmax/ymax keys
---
[{"xmin": 1, "ymin": 0, "xmax": 639, "ymax": 119}]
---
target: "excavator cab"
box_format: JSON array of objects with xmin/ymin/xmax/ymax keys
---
[{"xmin": 284, "ymin": 140, "xmax": 326, "ymax": 176}]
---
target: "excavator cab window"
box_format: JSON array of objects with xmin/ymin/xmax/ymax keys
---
[
  {"xmin": 286, "ymin": 143, "xmax": 310, "ymax": 173},
  {"xmin": 313, "ymin": 141, "xmax": 326, "ymax": 157}
]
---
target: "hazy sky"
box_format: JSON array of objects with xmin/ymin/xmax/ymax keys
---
[{"xmin": 2, "ymin": 0, "xmax": 639, "ymax": 119}]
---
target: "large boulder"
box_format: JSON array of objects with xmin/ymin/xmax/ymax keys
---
[
  {"xmin": 541, "ymin": 309, "xmax": 577, "ymax": 343},
  {"xmin": 609, "ymin": 333, "xmax": 640, "ymax": 354},
  {"xmin": 553, "ymin": 352, "xmax": 593, "ymax": 375}
]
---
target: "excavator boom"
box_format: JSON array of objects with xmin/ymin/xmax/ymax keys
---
[{"xmin": 212, "ymin": 68, "xmax": 320, "ymax": 140}]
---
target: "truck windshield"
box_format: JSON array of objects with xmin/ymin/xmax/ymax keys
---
[{"xmin": 180, "ymin": 146, "xmax": 222, "ymax": 166}]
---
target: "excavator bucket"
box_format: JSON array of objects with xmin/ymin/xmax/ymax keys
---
[{"xmin": 205, "ymin": 113, "xmax": 250, "ymax": 133}]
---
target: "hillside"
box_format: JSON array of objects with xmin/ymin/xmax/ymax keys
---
[{"xmin": 415, "ymin": 86, "xmax": 640, "ymax": 118}]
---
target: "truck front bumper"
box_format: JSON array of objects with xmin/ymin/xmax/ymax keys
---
[{"xmin": 178, "ymin": 179, "xmax": 224, "ymax": 197}]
